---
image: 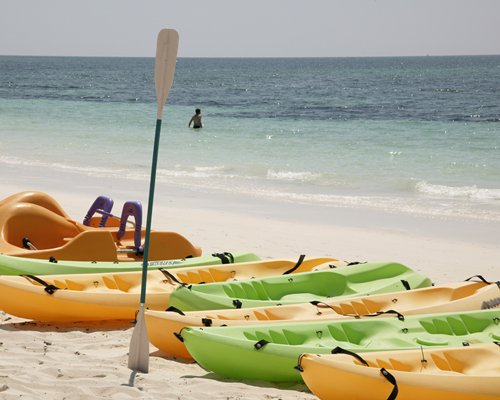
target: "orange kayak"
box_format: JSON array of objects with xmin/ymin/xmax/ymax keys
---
[
  {"xmin": 145, "ymin": 279, "xmax": 499, "ymax": 359},
  {"xmin": 298, "ymin": 343, "xmax": 500, "ymax": 400}
]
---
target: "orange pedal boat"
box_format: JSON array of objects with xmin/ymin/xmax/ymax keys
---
[{"xmin": 0, "ymin": 191, "xmax": 201, "ymax": 262}]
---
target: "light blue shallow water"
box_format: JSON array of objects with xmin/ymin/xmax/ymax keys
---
[{"xmin": 0, "ymin": 56, "xmax": 499, "ymax": 221}]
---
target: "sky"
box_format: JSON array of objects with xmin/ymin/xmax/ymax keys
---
[{"xmin": 1, "ymin": 0, "xmax": 500, "ymax": 58}]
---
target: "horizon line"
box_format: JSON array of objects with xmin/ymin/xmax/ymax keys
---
[{"xmin": 1, "ymin": 53, "xmax": 500, "ymax": 59}]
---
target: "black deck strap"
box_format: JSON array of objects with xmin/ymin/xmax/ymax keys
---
[
  {"xmin": 283, "ymin": 254, "xmax": 306, "ymax": 275},
  {"xmin": 310, "ymin": 300, "xmax": 333, "ymax": 308},
  {"xmin": 342, "ymin": 309, "xmax": 405, "ymax": 321},
  {"xmin": 294, "ymin": 353, "xmax": 306, "ymax": 372},
  {"xmin": 494, "ymin": 341, "xmax": 500, "ymax": 347},
  {"xmin": 331, "ymin": 346, "xmax": 369, "ymax": 366},
  {"xmin": 346, "ymin": 261, "xmax": 365, "ymax": 266},
  {"xmin": 212, "ymin": 252, "xmax": 234, "ymax": 264},
  {"xmin": 165, "ymin": 306, "xmax": 185, "ymax": 315},
  {"xmin": 173, "ymin": 332, "xmax": 184, "ymax": 342},
  {"xmin": 400, "ymin": 280, "xmax": 411, "ymax": 290},
  {"xmin": 380, "ymin": 368, "xmax": 399, "ymax": 400},
  {"xmin": 464, "ymin": 274, "xmax": 490, "ymax": 283},
  {"xmin": 379, "ymin": 310, "xmax": 405, "ymax": 321},
  {"xmin": 20, "ymin": 275, "xmax": 60, "ymax": 295},
  {"xmin": 159, "ymin": 268, "xmax": 187, "ymax": 286},
  {"xmin": 464, "ymin": 275, "xmax": 500, "ymax": 288},
  {"xmin": 310, "ymin": 300, "xmax": 336, "ymax": 312},
  {"xmin": 131, "ymin": 309, "xmax": 139, "ymax": 325},
  {"xmin": 254, "ymin": 339, "xmax": 269, "ymax": 350},
  {"xmin": 232, "ymin": 299, "xmax": 243, "ymax": 309},
  {"xmin": 201, "ymin": 318, "xmax": 213, "ymax": 327},
  {"xmin": 225, "ymin": 252, "xmax": 234, "ymax": 263}
]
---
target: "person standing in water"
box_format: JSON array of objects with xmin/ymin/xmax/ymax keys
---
[{"xmin": 188, "ymin": 108, "xmax": 203, "ymax": 129}]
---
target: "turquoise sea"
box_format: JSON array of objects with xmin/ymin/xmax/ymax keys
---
[{"xmin": 1, "ymin": 55, "xmax": 499, "ymax": 221}]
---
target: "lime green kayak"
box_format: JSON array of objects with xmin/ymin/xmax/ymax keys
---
[
  {"xmin": 169, "ymin": 262, "xmax": 432, "ymax": 311},
  {"xmin": 179, "ymin": 309, "xmax": 500, "ymax": 382},
  {"xmin": 0, "ymin": 252, "xmax": 260, "ymax": 275}
]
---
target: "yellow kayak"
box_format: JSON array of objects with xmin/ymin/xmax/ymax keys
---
[
  {"xmin": 298, "ymin": 343, "xmax": 500, "ymax": 400},
  {"xmin": 0, "ymin": 191, "xmax": 201, "ymax": 261},
  {"xmin": 0, "ymin": 256, "xmax": 337, "ymax": 322},
  {"xmin": 145, "ymin": 280, "xmax": 499, "ymax": 359}
]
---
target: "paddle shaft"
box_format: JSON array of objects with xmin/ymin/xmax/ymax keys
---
[
  {"xmin": 128, "ymin": 28, "xmax": 178, "ymax": 374},
  {"xmin": 139, "ymin": 118, "xmax": 162, "ymax": 304}
]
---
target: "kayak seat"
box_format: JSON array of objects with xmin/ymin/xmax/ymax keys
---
[
  {"xmin": 259, "ymin": 273, "xmax": 350, "ymax": 301},
  {"xmin": 449, "ymin": 281, "xmax": 489, "ymax": 300}
]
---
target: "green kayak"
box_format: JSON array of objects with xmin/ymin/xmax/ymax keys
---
[
  {"xmin": 179, "ymin": 309, "xmax": 500, "ymax": 382},
  {"xmin": 0, "ymin": 251, "xmax": 260, "ymax": 275},
  {"xmin": 168, "ymin": 262, "xmax": 432, "ymax": 311}
]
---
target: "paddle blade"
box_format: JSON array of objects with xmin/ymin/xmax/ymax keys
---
[
  {"xmin": 155, "ymin": 29, "xmax": 179, "ymax": 119},
  {"xmin": 128, "ymin": 305, "xmax": 150, "ymax": 373}
]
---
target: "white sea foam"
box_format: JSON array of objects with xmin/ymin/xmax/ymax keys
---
[
  {"xmin": 415, "ymin": 181, "xmax": 500, "ymax": 201},
  {"xmin": 247, "ymin": 188, "xmax": 500, "ymax": 222},
  {"xmin": 3, "ymin": 154, "xmax": 500, "ymax": 222},
  {"xmin": 267, "ymin": 169, "xmax": 321, "ymax": 182},
  {"xmin": 0, "ymin": 155, "xmax": 45, "ymax": 167},
  {"xmin": 0, "ymin": 155, "xmax": 142, "ymax": 180},
  {"xmin": 157, "ymin": 166, "xmax": 238, "ymax": 180},
  {"xmin": 194, "ymin": 165, "xmax": 227, "ymax": 172}
]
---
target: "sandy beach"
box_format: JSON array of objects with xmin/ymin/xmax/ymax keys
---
[{"xmin": 1, "ymin": 163, "xmax": 499, "ymax": 399}]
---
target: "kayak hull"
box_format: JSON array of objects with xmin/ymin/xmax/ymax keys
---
[
  {"xmin": 0, "ymin": 252, "xmax": 260, "ymax": 275},
  {"xmin": 180, "ymin": 309, "xmax": 500, "ymax": 382},
  {"xmin": 299, "ymin": 344, "xmax": 500, "ymax": 400},
  {"xmin": 146, "ymin": 280, "xmax": 499, "ymax": 359},
  {"xmin": 0, "ymin": 256, "xmax": 336, "ymax": 322},
  {"xmin": 168, "ymin": 262, "xmax": 433, "ymax": 311}
]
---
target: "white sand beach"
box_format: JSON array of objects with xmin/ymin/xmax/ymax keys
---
[{"xmin": 1, "ymin": 163, "xmax": 499, "ymax": 399}]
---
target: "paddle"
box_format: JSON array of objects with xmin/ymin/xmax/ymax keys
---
[{"xmin": 128, "ymin": 28, "xmax": 179, "ymax": 373}]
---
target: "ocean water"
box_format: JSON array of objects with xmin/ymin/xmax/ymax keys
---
[{"xmin": 1, "ymin": 55, "xmax": 499, "ymax": 221}]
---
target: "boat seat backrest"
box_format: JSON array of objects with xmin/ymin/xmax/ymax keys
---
[
  {"xmin": 146, "ymin": 231, "xmax": 202, "ymax": 261},
  {"xmin": 1, "ymin": 202, "xmax": 81, "ymax": 251},
  {"xmin": 0, "ymin": 191, "xmax": 69, "ymax": 218}
]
